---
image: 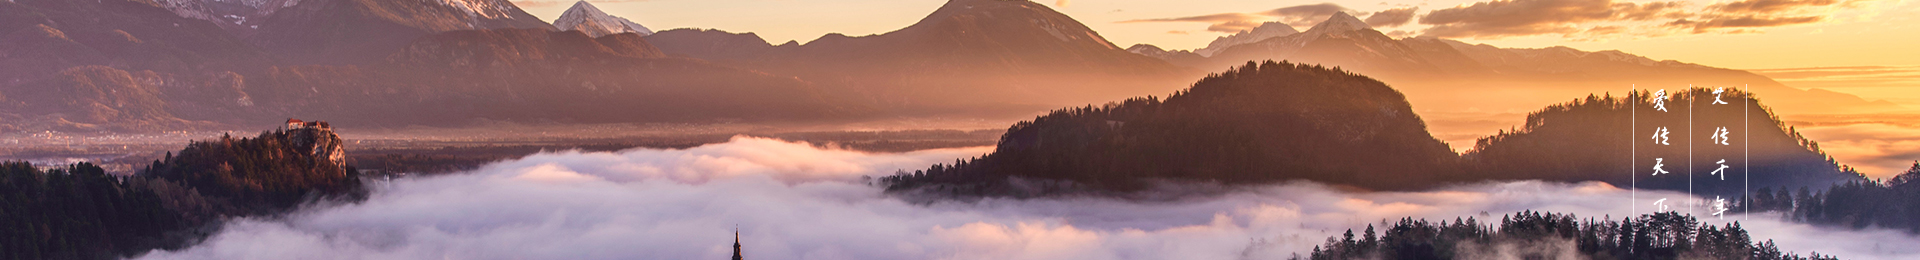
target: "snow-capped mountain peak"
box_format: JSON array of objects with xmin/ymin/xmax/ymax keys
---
[
  {"xmin": 434, "ymin": 0, "xmax": 521, "ymax": 19},
  {"xmin": 1196, "ymin": 22, "xmax": 1299, "ymax": 57},
  {"xmin": 1305, "ymin": 12, "xmax": 1372, "ymax": 34},
  {"xmin": 554, "ymin": 1, "xmax": 654, "ymax": 37}
]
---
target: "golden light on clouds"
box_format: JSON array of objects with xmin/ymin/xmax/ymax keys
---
[{"xmin": 507, "ymin": 0, "xmax": 1920, "ymax": 177}]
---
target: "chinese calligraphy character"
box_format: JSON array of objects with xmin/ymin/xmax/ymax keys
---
[
  {"xmin": 1652, "ymin": 89, "xmax": 1670, "ymax": 112},
  {"xmin": 1654, "ymin": 198, "xmax": 1670, "ymax": 212},
  {"xmin": 1652, "ymin": 158, "xmax": 1670, "ymax": 176},
  {"xmin": 1711, "ymin": 196, "xmax": 1729, "ymax": 219},
  {"xmin": 1712, "ymin": 87, "xmax": 1729, "ymax": 105},
  {"xmin": 1710, "ymin": 159, "xmax": 1730, "ymax": 180},
  {"xmin": 1652, "ymin": 127, "xmax": 1671, "ymax": 145},
  {"xmin": 1711, "ymin": 127, "xmax": 1731, "ymax": 145}
]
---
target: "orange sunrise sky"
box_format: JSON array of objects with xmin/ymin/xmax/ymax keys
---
[
  {"xmin": 506, "ymin": 0, "xmax": 1920, "ymax": 177},
  {"xmin": 509, "ymin": 0, "xmax": 1918, "ymax": 105}
]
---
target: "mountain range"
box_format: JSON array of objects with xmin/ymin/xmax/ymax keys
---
[
  {"xmin": 1129, "ymin": 12, "xmax": 1898, "ymax": 115},
  {"xmin": 0, "ymin": 0, "xmax": 1895, "ymax": 133},
  {"xmin": 644, "ymin": 0, "xmax": 1200, "ymax": 113}
]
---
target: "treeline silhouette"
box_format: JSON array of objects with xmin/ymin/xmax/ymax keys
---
[
  {"xmin": 882, "ymin": 61, "xmax": 1460, "ymax": 195},
  {"xmin": 0, "ymin": 127, "xmax": 366, "ymax": 259},
  {"xmin": 1298, "ymin": 211, "xmax": 1838, "ymax": 260},
  {"xmin": 1463, "ymin": 88, "xmax": 1858, "ymax": 197},
  {"xmin": 881, "ymin": 62, "xmax": 1862, "ymax": 199},
  {"xmin": 1737, "ymin": 162, "xmax": 1920, "ymax": 233}
]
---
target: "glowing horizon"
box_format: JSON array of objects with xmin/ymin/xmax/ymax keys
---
[{"xmin": 512, "ymin": 0, "xmax": 1920, "ymax": 70}]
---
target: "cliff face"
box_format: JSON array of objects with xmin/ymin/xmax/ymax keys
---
[{"xmin": 288, "ymin": 126, "xmax": 347, "ymax": 170}]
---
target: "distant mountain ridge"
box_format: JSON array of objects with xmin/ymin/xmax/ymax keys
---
[
  {"xmin": 245, "ymin": 0, "xmax": 555, "ymax": 64},
  {"xmin": 3, "ymin": 0, "xmax": 1894, "ymax": 133},
  {"xmin": 0, "ymin": 0, "xmax": 859, "ymax": 131},
  {"xmin": 1139, "ymin": 12, "xmax": 1898, "ymax": 114},
  {"xmin": 241, "ymin": 28, "xmax": 853, "ymax": 126},
  {"xmin": 1194, "ymin": 21, "xmax": 1298, "ymax": 57},
  {"xmin": 553, "ymin": 1, "xmax": 653, "ymax": 37},
  {"xmin": 646, "ymin": 0, "xmax": 1198, "ymax": 114}
]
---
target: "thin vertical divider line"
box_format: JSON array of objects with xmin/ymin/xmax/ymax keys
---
[
  {"xmin": 1689, "ymin": 84, "xmax": 1694, "ymax": 215},
  {"xmin": 1632, "ymin": 85, "xmax": 1637, "ymax": 215},
  {"xmin": 1744, "ymin": 84, "xmax": 1750, "ymax": 220}
]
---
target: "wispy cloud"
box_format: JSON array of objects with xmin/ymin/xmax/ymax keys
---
[
  {"xmin": 1119, "ymin": 3, "xmax": 1358, "ymax": 33},
  {"xmin": 1418, "ymin": 0, "xmax": 1870, "ymax": 39},
  {"xmin": 1417, "ymin": 0, "xmax": 1690, "ymax": 39},
  {"xmin": 1749, "ymin": 66, "xmax": 1920, "ymax": 88},
  {"xmin": 1365, "ymin": 7, "xmax": 1421, "ymax": 27}
]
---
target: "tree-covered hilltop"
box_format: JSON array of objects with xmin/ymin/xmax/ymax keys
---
[
  {"xmin": 0, "ymin": 124, "xmax": 367, "ymax": 259},
  {"xmin": 1463, "ymin": 89, "xmax": 1861, "ymax": 197},
  {"xmin": 1298, "ymin": 211, "xmax": 1839, "ymax": 260},
  {"xmin": 140, "ymin": 126, "xmax": 364, "ymax": 214},
  {"xmin": 882, "ymin": 61, "xmax": 1460, "ymax": 195}
]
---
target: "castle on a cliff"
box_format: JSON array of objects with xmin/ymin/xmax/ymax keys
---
[{"xmin": 286, "ymin": 118, "xmax": 331, "ymax": 130}]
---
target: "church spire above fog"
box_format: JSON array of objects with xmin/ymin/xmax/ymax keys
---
[{"xmin": 732, "ymin": 229, "xmax": 744, "ymax": 260}]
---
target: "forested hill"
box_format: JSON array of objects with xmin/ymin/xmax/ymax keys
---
[
  {"xmin": 1, "ymin": 124, "xmax": 367, "ymax": 259},
  {"xmin": 139, "ymin": 124, "xmax": 365, "ymax": 214},
  {"xmin": 880, "ymin": 61, "xmax": 1865, "ymax": 199},
  {"xmin": 1463, "ymin": 89, "xmax": 1862, "ymax": 197},
  {"xmin": 882, "ymin": 61, "xmax": 1461, "ymax": 195}
]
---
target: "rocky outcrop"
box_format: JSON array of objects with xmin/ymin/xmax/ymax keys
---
[{"xmin": 287, "ymin": 123, "xmax": 347, "ymax": 169}]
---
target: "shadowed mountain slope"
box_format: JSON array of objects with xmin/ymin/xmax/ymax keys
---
[
  {"xmin": 245, "ymin": 0, "xmax": 555, "ymax": 64},
  {"xmin": 239, "ymin": 29, "xmax": 856, "ymax": 127}
]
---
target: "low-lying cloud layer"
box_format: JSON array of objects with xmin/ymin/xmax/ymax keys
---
[
  {"xmin": 1785, "ymin": 115, "xmax": 1920, "ymax": 178},
  {"xmin": 137, "ymin": 137, "xmax": 1920, "ymax": 260}
]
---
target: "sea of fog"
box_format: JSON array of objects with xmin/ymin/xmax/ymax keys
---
[{"xmin": 137, "ymin": 137, "xmax": 1920, "ymax": 260}]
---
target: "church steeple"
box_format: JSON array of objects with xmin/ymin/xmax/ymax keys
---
[{"xmin": 732, "ymin": 229, "xmax": 743, "ymax": 260}]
